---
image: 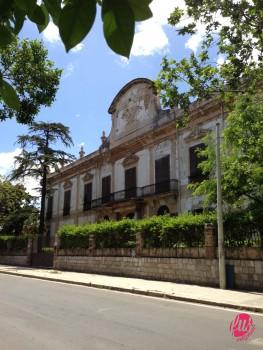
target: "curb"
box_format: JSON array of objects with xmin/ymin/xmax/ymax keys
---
[{"xmin": 1, "ymin": 270, "xmax": 262, "ymax": 314}]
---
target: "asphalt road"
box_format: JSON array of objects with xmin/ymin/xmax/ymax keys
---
[{"xmin": 0, "ymin": 274, "xmax": 262, "ymax": 350}]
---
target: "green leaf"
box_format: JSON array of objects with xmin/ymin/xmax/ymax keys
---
[
  {"xmin": 28, "ymin": 4, "xmax": 47, "ymax": 25},
  {"xmin": 0, "ymin": 0, "xmax": 14, "ymax": 14},
  {"xmin": 37, "ymin": 5, "xmax": 50, "ymax": 33},
  {"xmin": 102, "ymin": 0, "xmax": 135, "ymax": 58},
  {"xmin": 59, "ymin": 0, "xmax": 97, "ymax": 52},
  {"xmin": 1, "ymin": 80, "xmax": 20, "ymax": 111},
  {"xmin": 0, "ymin": 26, "xmax": 15, "ymax": 47},
  {"xmin": 128, "ymin": 0, "xmax": 153, "ymax": 21},
  {"xmin": 44, "ymin": 0, "xmax": 61, "ymax": 26},
  {"xmin": 15, "ymin": 0, "xmax": 36, "ymax": 14},
  {"xmin": 14, "ymin": 7, "xmax": 26, "ymax": 34}
]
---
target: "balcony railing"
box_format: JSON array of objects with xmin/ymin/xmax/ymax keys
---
[{"xmin": 83, "ymin": 179, "xmax": 178, "ymax": 210}]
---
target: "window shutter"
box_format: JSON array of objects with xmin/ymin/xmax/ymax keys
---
[
  {"xmin": 102, "ymin": 176, "xmax": 111, "ymax": 203},
  {"xmin": 125, "ymin": 167, "xmax": 137, "ymax": 198},
  {"xmin": 63, "ymin": 190, "xmax": 71, "ymax": 216},
  {"xmin": 155, "ymin": 155, "xmax": 170, "ymax": 193},
  {"xmin": 189, "ymin": 143, "xmax": 206, "ymax": 182},
  {"xmin": 84, "ymin": 183, "xmax": 92, "ymax": 210}
]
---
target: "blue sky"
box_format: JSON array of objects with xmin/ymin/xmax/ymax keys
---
[{"xmin": 0, "ymin": 0, "xmax": 209, "ymax": 192}]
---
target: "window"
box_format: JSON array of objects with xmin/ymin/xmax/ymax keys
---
[
  {"xmin": 83, "ymin": 183, "xmax": 92, "ymax": 211},
  {"xmin": 102, "ymin": 175, "xmax": 111, "ymax": 204},
  {"xmin": 155, "ymin": 155, "xmax": 170, "ymax": 193},
  {"xmin": 46, "ymin": 196, "xmax": 53, "ymax": 220},
  {"xmin": 157, "ymin": 205, "xmax": 170, "ymax": 216},
  {"xmin": 63, "ymin": 190, "xmax": 71, "ymax": 216},
  {"xmin": 126, "ymin": 212, "xmax": 135, "ymax": 219},
  {"xmin": 189, "ymin": 143, "xmax": 207, "ymax": 182},
  {"xmin": 125, "ymin": 167, "xmax": 137, "ymax": 198}
]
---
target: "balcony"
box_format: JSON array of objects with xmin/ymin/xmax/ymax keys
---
[{"xmin": 84, "ymin": 179, "xmax": 178, "ymax": 210}]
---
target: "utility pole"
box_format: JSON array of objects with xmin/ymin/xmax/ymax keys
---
[{"xmin": 216, "ymin": 121, "xmax": 226, "ymax": 289}]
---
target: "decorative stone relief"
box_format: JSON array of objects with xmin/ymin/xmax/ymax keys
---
[
  {"xmin": 122, "ymin": 154, "xmax": 139, "ymax": 168},
  {"xmin": 82, "ymin": 172, "xmax": 94, "ymax": 182},
  {"xmin": 63, "ymin": 180, "xmax": 72, "ymax": 189},
  {"xmin": 184, "ymin": 125, "xmax": 210, "ymax": 143}
]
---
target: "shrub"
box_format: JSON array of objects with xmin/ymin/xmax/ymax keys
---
[
  {"xmin": 0, "ymin": 235, "xmax": 28, "ymax": 251},
  {"xmin": 138, "ymin": 213, "xmax": 216, "ymax": 248},
  {"xmin": 224, "ymin": 211, "xmax": 262, "ymax": 247},
  {"xmin": 57, "ymin": 213, "xmax": 216, "ymax": 249},
  {"xmin": 57, "ymin": 219, "xmax": 137, "ymax": 249}
]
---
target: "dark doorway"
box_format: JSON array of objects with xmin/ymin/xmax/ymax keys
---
[
  {"xmin": 63, "ymin": 190, "xmax": 71, "ymax": 216},
  {"xmin": 83, "ymin": 183, "xmax": 92, "ymax": 210},
  {"xmin": 102, "ymin": 175, "xmax": 111, "ymax": 203},
  {"xmin": 157, "ymin": 205, "xmax": 170, "ymax": 216},
  {"xmin": 155, "ymin": 155, "xmax": 170, "ymax": 193},
  {"xmin": 125, "ymin": 167, "xmax": 137, "ymax": 198},
  {"xmin": 189, "ymin": 143, "xmax": 207, "ymax": 182},
  {"xmin": 126, "ymin": 212, "xmax": 135, "ymax": 219}
]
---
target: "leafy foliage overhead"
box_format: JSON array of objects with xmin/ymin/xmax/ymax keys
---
[
  {"xmin": 0, "ymin": 0, "xmax": 153, "ymax": 114},
  {"xmin": 156, "ymin": 0, "xmax": 263, "ymax": 109},
  {"xmin": 0, "ymin": 39, "xmax": 61, "ymax": 124}
]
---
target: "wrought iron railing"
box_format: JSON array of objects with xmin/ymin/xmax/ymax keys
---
[{"xmin": 83, "ymin": 179, "xmax": 178, "ymax": 211}]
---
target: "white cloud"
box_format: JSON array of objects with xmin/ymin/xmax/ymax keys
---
[
  {"xmin": 0, "ymin": 148, "xmax": 20, "ymax": 176},
  {"xmin": 185, "ymin": 26, "xmax": 206, "ymax": 53},
  {"xmin": 42, "ymin": 22, "xmax": 60, "ymax": 44},
  {"xmin": 63, "ymin": 63, "xmax": 74, "ymax": 78},
  {"xmin": 130, "ymin": 0, "xmax": 181, "ymax": 57},
  {"xmin": 217, "ymin": 54, "xmax": 225, "ymax": 66},
  {"xmin": 71, "ymin": 43, "xmax": 84, "ymax": 52},
  {"xmin": 0, "ymin": 149, "xmax": 39, "ymax": 196}
]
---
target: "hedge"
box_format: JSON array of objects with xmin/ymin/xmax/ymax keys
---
[
  {"xmin": 0, "ymin": 235, "xmax": 28, "ymax": 251},
  {"xmin": 140, "ymin": 213, "xmax": 216, "ymax": 248},
  {"xmin": 224, "ymin": 211, "xmax": 262, "ymax": 247},
  {"xmin": 57, "ymin": 213, "xmax": 216, "ymax": 249}
]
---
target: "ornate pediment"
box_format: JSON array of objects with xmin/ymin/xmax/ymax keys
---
[
  {"xmin": 82, "ymin": 172, "xmax": 94, "ymax": 182},
  {"xmin": 184, "ymin": 125, "xmax": 210, "ymax": 143},
  {"xmin": 122, "ymin": 154, "xmax": 139, "ymax": 168},
  {"xmin": 63, "ymin": 180, "xmax": 72, "ymax": 189}
]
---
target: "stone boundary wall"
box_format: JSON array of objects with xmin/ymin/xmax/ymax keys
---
[
  {"xmin": 54, "ymin": 256, "xmax": 219, "ymax": 286},
  {"xmin": 0, "ymin": 254, "xmax": 29, "ymax": 266},
  {"xmin": 54, "ymin": 255, "xmax": 263, "ymax": 291}
]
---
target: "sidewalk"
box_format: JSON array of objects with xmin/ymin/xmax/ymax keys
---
[{"xmin": 0, "ymin": 264, "xmax": 262, "ymax": 313}]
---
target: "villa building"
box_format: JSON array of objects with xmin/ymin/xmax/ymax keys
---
[{"xmin": 46, "ymin": 78, "xmax": 223, "ymax": 237}]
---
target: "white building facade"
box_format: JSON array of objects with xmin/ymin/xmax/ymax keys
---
[{"xmin": 46, "ymin": 78, "xmax": 223, "ymax": 237}]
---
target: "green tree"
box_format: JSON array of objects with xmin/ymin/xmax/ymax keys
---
[
  {"xmin": 10, "ymin": 122, "xmax": 75, "ymax": 236},
  {"xmin": 189, "ymin": 92, "xmax": 263, "ymax": 215},
  {"xmin": 156, "ymin": 0, "xmax": 263, "ymax": 110},
  {"xmin": 0, "ymin": 176, "xmax": 36, "ymax": 235},
  {"xmin": 0, "ymin": 1, "xmax": 153, "ymax": 110},
  {"xmin": 0, "ymin": 38, "xmax": 61, "ymax": 123}
]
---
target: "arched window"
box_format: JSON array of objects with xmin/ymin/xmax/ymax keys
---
[
  {"xmin": 157, "ymin": 205, "xmax": 170, "ymax": 216},
  {"xmin": 126, "ymin": 212, "xmax": 135, "ymax": 219}
]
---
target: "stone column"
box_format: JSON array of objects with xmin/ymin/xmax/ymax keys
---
[
  {"xmin": 204, "ymin": 223, "xmax": 217, "ymax": 258},
  {"xmin": 89, "ymin": 234, "xmax": 96, "ymax": 255},
  {"xmin": 26, "ymin": 237, "xmax": 33, "ymax": 266},
  {"xmin": 136, "ymin": 232, "xmax": 144, "ymax": 256},
  {"xmin": 54, "ymin": 235, "xmax": 61, "ymax": 255}
]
